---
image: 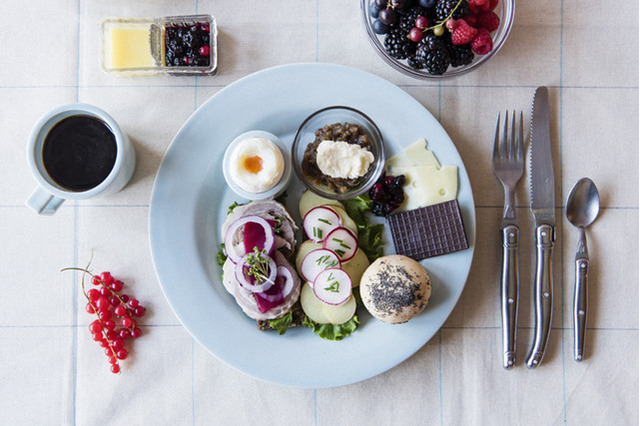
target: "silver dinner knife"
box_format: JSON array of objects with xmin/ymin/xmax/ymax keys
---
[{"xmin": 526, "ymin": 86, "xmax": 556, "ymax": 368}]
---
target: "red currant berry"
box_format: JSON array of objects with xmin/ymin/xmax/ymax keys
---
[
  {"xmin": 91, "ymin": 276, "xmax": 101, "ymax": 286},
  {"xmin": 105, "ymin": 347, "xmax": 115, "ymax": 357},
  {"xmin": 120, "ymin": 294, "xmax": 130, "ymax": 303},
  {"xmin": 98, "ymin": 309, "xmax": 112, "ymax": 321},
  {"xmin": 134, "ymin": 306, "xmax": 146, "ymax": 317},
  {"xmin": 110, "ymin": 364, "xmax": 120, "ymax": 374},
  {"xmin": 103, "ymin": 319, "xmax": 116, "ymax": 331},
  {"xmin": 96, "ymin": 297, "xmax": 110, "ymax": 310},
  {"xmin": 114, "ymin": 305, "xmax": 127, "ymax": 317},
  {"xmin": 89, "ymin": 320, "xmax": 102, "ymax": 334},
  {"xmin": 122, "ymin": 317, "xmax": 134, "ymax": 328},
  {"xmin": 415, "ymin": 16, "xmax": 429, "ymax": 30},
  {"xmin": 112, "ymin": 338, "xmax": 124, "ymax": 350},
  {"xmin": 92, "ymin": 332, "xmax": 104, "ymax": 342},
  {"xmin": 86, "ymin": 303, "xmax": 96, "ymax": 314},
  {"xmin": 100, "ymin": 339, "xmax": 109, "ymax": 348},
  {"xmin": 100, "ymin": 272, "xmax": 114, "ymax": 286},
  {"xmin": 119, "ymin": 328, "xmax": 131, "ymax": 340},
  {"xmin": 87, "ymin": 289, "xmax": 101, "ymax": 301},
  {"xmin": 408, "ymin": 27, "xmax": 423, "ymax": 42},
  {"xmin": 110, "ymin": 280, "xmax": 123, "ymax": 292},
  {"xmin": 128, "ymin": 298, "xmax": 139, "ymax": 309},
  {"xmin": 110, "ymin": 296, "xmax": 120, "ymax": 306},
  {"xmin": 132, "ymin": 327, "xmax": 142, "ymax": 339},
  {"xmin": 106, "ymin": 330, "xmax": 118, "ymax": 341},
  {"xmin": 199, "ymin": 45, "xmax": 210, "ymax": 56},
  {"xmin": 108, "ymin": 356, "xmax": 118, "ymax": 365},
  {"xmin": 99, "ymin": 286, "xmax": 111, "ymax": 297},
  {"xmin": 116, "ymin": 349, "xmax": 128, "ymax": 360}
]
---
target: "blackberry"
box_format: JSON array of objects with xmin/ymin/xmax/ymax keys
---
[
  {"xmin": 399, "ymin": 6, "xmax": 429, "ymax": 33},
  {"xmin": 419, "ymin": 33, "xmax": 446, "ymax": 50},
  {"xmin": 448, "ymin": 43, "xmax": 474, "ymax": 67},
  {"xmin": 423, "ymin": 46, "xmax": 451, "ymax": 75},
  {"xmin": 435, "ymin": 0, "xmax": 469, "ymax": 22},
  {"xmin": 384, "ymin": 27, "xmax": 415, "ymax": 60}
]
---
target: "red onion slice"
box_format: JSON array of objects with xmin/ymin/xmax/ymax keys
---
[
  {"xmin": 234, "ymin": 253, "xmax": 276, "ymax": 293},
  {"xmin": 224, "ymin": 215, "xmax": 275, "ymax": 263}
]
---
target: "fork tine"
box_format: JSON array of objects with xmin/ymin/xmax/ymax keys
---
[
  {"xmin": 502, "ymin": 110, "xmax": 509, "ymax": 157},
  {"xmin": 509, "ymin": 110, "xmax": 516, "ymax": 159},
  {"xmin": 517, "ymin": 111, "xmax": 524, "ymax": 161},
  {"xmin": 493, "ymin": 112, "xmax": 501, "ymax": 160}
]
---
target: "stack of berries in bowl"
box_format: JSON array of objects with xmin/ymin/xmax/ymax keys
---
[{"xmin": 365, "ymin": 0, "xmax": 509, "ymax": 77}]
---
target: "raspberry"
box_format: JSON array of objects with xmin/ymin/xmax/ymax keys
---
[
  {"xmin": 468, "ymin": 0, "xmax": 490, "ymax": 13},
  {"xmin": 476, "ymin": 10, "xmax": 500, "ymax": 32},
  {"xmin": 471, "ymin": 28, "xmax": 493, "ymax": 54},
  {"xmin": 450, "ymin": 19, "xmax": 478, "ymax": 45},
  {"xmin": 463, "ymin": 14, "xmax": 478, "ymax": 27}
]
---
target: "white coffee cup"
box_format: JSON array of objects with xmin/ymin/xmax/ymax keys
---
[{"xmin": 26, "ymin": 104, "xmax": 136, "ymax": 215}]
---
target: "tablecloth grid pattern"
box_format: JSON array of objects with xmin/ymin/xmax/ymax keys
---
[{"xmin": 0, "ymin": 0, "xmax": 637, "ymax": 425}]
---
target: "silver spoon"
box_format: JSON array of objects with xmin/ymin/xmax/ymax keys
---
[{"xmin": 565, "ymin": 177, "xmax": 600, "ymax": 361}]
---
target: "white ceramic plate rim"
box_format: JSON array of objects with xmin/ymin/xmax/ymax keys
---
[{"xmin": 150, "ymin": 63, "xmax": 476, "ymax": 388}]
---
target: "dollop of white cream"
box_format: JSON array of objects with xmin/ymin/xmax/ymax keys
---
[
  {"xmin": 229, "ymin": 137, "xmax": 284, "ymax": 193},
  {"xmin": 316, "ymin": 140, "xmax": 374, "ymax": 179}
]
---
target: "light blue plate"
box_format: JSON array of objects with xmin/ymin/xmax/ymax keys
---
[{"xmin": 150, "ymin": 63, "xmax": 476, "ymax": 388}]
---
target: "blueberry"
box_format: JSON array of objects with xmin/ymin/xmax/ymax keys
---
[
  {"xmin": 419, "ymin": 0, "xmax": 437, "ymax": 7},
  {"xmin": 369, "ymin": 2, "xmax": 381, "ymax": 18},
  {"xmin": 372, "ymin": 19, "xmax": 390, "ymax": 35}
]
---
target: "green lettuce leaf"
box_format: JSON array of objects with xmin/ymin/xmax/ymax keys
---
[
  {"xmin": 267, "ymin": 311, "xmax": 293, "ymax": 335},
  {"xmin": 303, "ymin": 315, "xmax": 359, "ymax": 341},
  {"xmin": 342, "ymin": 195, "xmax": 385, "ymax": 263}
]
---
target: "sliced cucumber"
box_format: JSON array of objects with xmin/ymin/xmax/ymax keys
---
[
  {"xmin": 299, "ymin": 190, "xmax": 343, "ymax": 218},
  {"xmin": 300, "ymin": 281, "xmax": 331, "ymax": 324},
  {"xmin": 295, "ymin": 240, "xmax": 322, "ymax": 275},
  {"xmin": 303, "ymin": 206, "xmax": 341, "ymax": 242},
  {"xmin": 322, "ymin": 295, "xmax": 357, "ymax": 325},
  {"xmin": 341, "ymin": 248, "xmax": 369, "ymax": 287}
]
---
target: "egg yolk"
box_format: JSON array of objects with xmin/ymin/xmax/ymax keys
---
[{"xmin": 243, "ymin": 155, "xmax": 263, "ymax": 174}]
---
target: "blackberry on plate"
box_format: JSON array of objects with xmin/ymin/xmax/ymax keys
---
[
  {"xmin": 448, "ymin": 42, "xmax": 474, "ymax": 67},
  {"xmin": 384, "ymin": 27, "xmax": 415, "ymax": 60},
  {"xmin": 435, "ymin": 0, "xmax": 469, "ymax": 21},
  {"xmin": 423, "ymin": 46, "xmax": 451, "ymax": 75}
]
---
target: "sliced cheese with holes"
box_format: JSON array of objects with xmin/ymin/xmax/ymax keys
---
[
  {"xmin": 386, "ymin": 138, "xmax": 440, "ymax": 171},
  {"xmin": 398, "ymin": 165, "xmax": 458, "ymax": 211}
]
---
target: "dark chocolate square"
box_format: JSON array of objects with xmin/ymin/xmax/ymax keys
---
[{"xmin": 387, "ymin": 200, "xmax": 469, "ymax": 261}]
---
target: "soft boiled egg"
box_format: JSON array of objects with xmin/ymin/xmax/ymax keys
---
[{"xmin": 228, "ymin": 136, "xmax": 285, "ymax": 194}]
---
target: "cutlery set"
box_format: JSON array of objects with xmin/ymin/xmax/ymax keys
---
[{"xmin": 493, "ymin": 86, "xmax": 600, "ymax": 369}]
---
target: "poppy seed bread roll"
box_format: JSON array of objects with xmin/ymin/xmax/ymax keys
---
[{"xmin": 360, "ymin": 255, "xmax": 431, "ymax": 324}]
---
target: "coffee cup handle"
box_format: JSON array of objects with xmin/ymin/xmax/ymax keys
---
[{"xmin": 27, "ymin": 187, "xmax": 65, "ymax": 215}]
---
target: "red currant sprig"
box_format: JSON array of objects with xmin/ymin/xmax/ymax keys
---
[{"xmin": 63, "ymin": 266, "xmax": 147, "ymax": 374}]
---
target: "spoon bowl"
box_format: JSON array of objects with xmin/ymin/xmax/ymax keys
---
[
  {"xmin": 565, "ymin": 177, "xmax": 600, "ymax": 362},
  {"xmin": 566, "ymin": 178, "xmax": 600, "ymax": 229}
]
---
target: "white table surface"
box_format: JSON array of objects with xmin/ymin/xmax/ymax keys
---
[{"xmin": 1, "ymin": 1, "xmax": 638, "ymax": 425}]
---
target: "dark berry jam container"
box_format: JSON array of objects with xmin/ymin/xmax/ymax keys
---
[{"xmin": 101, "ymin": 15, "xmax": 217, "ymax": 76}]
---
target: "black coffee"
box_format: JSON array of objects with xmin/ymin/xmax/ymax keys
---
[{"xmin": 42, "ymin": 115, "xmax": 117, "ymax": 192}]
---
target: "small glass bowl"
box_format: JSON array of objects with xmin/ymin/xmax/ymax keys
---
[
  {"xmin": 360, "ymin": 0, "xmax": 515, "ymax": 79},
  {"xmin": 223, "ymin": 130, "xmax": 292, "ymax": 201},
  {"xmin": 291, "ymin": 106, "xmax": 385, "ymax": 201}
]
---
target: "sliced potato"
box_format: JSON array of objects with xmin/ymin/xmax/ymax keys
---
[
  {"xmin": 330, "ymin": 205, "xmax": 358, "ymax": 236},
  {"xmin": 300, "ymin": 282, "xmax": 331, "ymax": 324},
  {"xmin": 299, "ymin": 190, "xmax": 343, "ymax": 218},
  {"xmin": 295, "ymin": 240, "xmax": 323, "ymax": 275},
  {"xmin": 341, "ymin": 248, "xmax": 369, "ymax": 287},
  {"xmin": 322, "ymin": 295, "xmax": 357, "ymax": 325}
]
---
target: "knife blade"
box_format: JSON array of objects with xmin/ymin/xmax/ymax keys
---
[{"xmin": 526, "ymin": 86, "xmax": 556, "ymax": 368}]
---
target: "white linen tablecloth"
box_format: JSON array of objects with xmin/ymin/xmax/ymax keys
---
[{"xmin": 0, "ymin": 0, "xmax": 637, "ymax": 425}]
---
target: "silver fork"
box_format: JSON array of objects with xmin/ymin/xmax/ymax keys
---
[{"xmin": 492, "ymin": 111, "xmax": 525, "ymax": 369}]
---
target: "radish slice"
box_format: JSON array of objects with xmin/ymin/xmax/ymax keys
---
[
  {"xmin": 313, "ymin": 268, "xmax": 352, "ymax": 306},
  {"xmin": 303, "ymin": 206, "xmax": 341, "ymax": 242},
  {"xmin": 322, "ymin": 227, "xmax": 358, "ymax": 261},
  {"xmin": 300, "ymin": 249, "xmax": 341, "ymax": 283},
  {"xmin": 224, "ymin": 215, "xmax": 275, "ymax": 263},
  {"xmin": 234, "ymin": 253, "xmax": 276, "ymax": 293}
]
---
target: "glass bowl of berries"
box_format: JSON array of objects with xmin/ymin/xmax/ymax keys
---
[
  {"xmin": 361, "ymin": 0, "xmax": 515, "ymax": 78},
  {"xmin": 292, "ymin": 106, "xmax": 386, "ymax": 201}
]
